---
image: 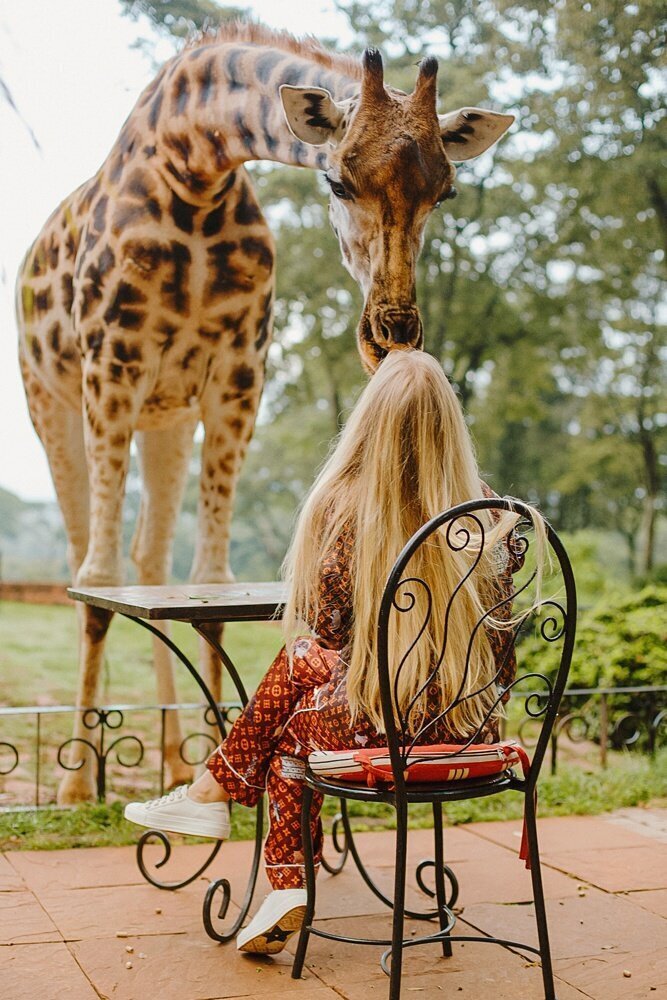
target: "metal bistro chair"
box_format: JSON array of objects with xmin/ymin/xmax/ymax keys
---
[{"xmin": 291, "ymin": 498, "xmax": 577, "ymax": 1000}]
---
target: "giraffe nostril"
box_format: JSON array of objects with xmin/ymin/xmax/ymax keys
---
[{"xmin": 375, "ymin": 306, "xmax": 422, "ymax": 347}]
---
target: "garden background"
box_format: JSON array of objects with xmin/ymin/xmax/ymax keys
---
[{"xmin": 0, "ymin": 0, "xmax": 665, "ymax": 841}]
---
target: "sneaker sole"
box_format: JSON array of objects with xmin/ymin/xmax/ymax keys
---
[
  {"xmin": 123, "ymin": 804, "xmax": 229, "ymax": 840},
  {"xmin": 237, "ymin": 905, "xmax": 306, "ymax": 954}
]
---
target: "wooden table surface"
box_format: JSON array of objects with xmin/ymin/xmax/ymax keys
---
[{"xmin": 68, "ymin": 582, "xmax": 288, "ymax": 622}]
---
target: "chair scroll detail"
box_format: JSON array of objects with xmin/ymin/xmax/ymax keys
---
[{"xmin": 291, "ymin": 498, "xmax": 577, "ymax": 1000}]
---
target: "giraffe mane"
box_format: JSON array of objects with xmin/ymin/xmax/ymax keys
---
[{"xmin": 184, "ymin": 19, "xmax": 362, "ymax": 82}]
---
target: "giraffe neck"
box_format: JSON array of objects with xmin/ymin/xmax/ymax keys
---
[{"xmin": 143, "ymin": 41, "xmax": 359, "ymax": 204}]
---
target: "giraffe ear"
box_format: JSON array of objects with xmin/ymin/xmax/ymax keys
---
[
  {"xmin": 438, "ymin": 108, "xmax": 515, "ymax": 162},
  {"xmin": 280, "ymin": 85, "xmax": 346, "ymax": 146}
]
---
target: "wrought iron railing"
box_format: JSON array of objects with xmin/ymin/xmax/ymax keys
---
[
  {"xmin": 508, "ymin": 685, "xmax": 667, "ymax": 774},
  {"xmin": 0, "ymin": 701, "xmax": 241, "ymax": 809},
  {"xmin": 0, "ymin": 686, "xmax": 665, "ymax": 809}
]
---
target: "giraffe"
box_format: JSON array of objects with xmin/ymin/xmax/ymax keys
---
[{"xmin": 16, "ymin": 24, "xmax": 514, "ymax": 804}]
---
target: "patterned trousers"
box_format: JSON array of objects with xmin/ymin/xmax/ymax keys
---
[{"xmin": 207, "ymin": 637, "xmax": 386, "ymax": 889}]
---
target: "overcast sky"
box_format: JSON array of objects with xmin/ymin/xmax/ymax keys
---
[{"xmin": 0, "ymin": 0, "xmax": 352, "ymax": 501}]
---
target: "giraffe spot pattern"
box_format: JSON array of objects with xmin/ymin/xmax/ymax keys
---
[
  {"xmin": 259, "ymin": 95, "xmax": 278, "ymax": 153},
  {"xmin": 225, "ymin": 48, "xmax": 247, "ymax": 91},
  {"xmin": 61, "ymin": 273, "xmax": 74, "ymax": 314},
  {"xmin": 203, "ymin": 128, "xmax": 227, "ymax": 170},
  {"xmin": 240, "ymin": 236, "xmax": 274, "ymax": 272},
  {"xmin": 161, "ymin": 241, "xmax": 191, "ymax": 315},
  {"xmin": 148, "ymin": 89, "xmax": 163, "ymax": 130},
  {"xmin": 197, "ymin": 57, "xmax": 217, "ymax": 106},
  {"xmin": 33, "ymin": 288, "xmax": 53, "ymax": 314},
  {"xmin": 171, "ymin": 191, "xmax": 198, "ymax": 233},
  {"xmin": 180, "ymin": 345, "xmax": 200, "ymax": 370},
  {"xmin": 212, "ymin": 170, "xmax": 237, "ymax": 203},
  {"xmin": 172, "ymin": 72, "xmax": 190, "ymax": 116},
  {"xmin": 85, "ymin": 329, "xmax": 105, "ymax": 360},
  {"xmin": 233, "ymin": 111, "xmax": 257, "ymax": 157},
  {"xmin": 112, "ymin": 339, "xmax": 142, "ymax": 363},
  {"xmin": 205, "ymin": 241, "xmax": 254, "ymax": 301},
  {"xmin": 230, "ymin": 363, "xmax": 255, "ymax": 392},
  {"xmin": 202, "ymin": 203, "xmax": 226, "ymax": 237},
  {"xmin": 255, "ymin": 292, "xmax": 273, "ymax": 351},
  {"xmin": 233, "ymin": 183, "xmax": 262, "ymax": 226},
  {"xmin": 104, "ymin": 281, "xmax": 147, "ymax": 331}
]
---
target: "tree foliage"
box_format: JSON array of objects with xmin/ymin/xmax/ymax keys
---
[{"xmin": 118, "ymin": 0, "xmax": 666, "ymax": 581}]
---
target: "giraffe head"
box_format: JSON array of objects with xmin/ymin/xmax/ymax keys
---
[{"xmin": 281, "ymin": 49, "xmax": 514, "ymax": 371}]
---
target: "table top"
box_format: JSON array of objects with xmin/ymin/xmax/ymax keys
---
[{"xmin": 68, "ymin": 582, "xmax": 288, "ymax": 622}]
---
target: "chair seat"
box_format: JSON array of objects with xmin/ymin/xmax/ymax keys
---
[
  {"xmin": 305, "ymin": 764, "xmax": 516, "ymax": 803},
  {"xmin": 309, "ymin": 739, "xmax": 522, "ymax": 784}
]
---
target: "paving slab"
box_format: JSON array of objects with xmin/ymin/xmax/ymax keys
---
[
  {"xmin": 459, "ymin": 887, "xmax": 667, "ymax": 962},
  {"xmin": 5, "ymin": 840, "xmax": 218, "ymax": 892},
  {"xmin": 606, "ymin": 807, "xmax": 667, "ymax": 843},
  {"xmin": 435, "ymin": 844, "xmax": 581, "ymax": 907},
  {"xmin": 623, "ymin": 889, "xmax": 667, "ymax": 919},
  {"xmin": 214, "ymin": 992, "xmax": 342, "ymax": 1000},
  {"xmin": 346, "ymin": 824, "xmax": 485, "ymax": 866},
  {"xmin": 0, "ymin": 940, "xmax": 99, "ymax": 1000},
  {"xmin": 70, "ymin": 932, "xmax": 321, "ymax": 999},
  {"xmin": 0, "ymin": 854, "xmax": 26, "ymax": 892},
  {"xmin": 543, "ymin": 844, "xmax": 667, "ymax": 893},
  {"xmin": 38, "ymin": 879, "xmax": 231, "ymax": 941},
  {"xmin": 555, "ymin": 946, "xmax": 667, "ymax": 999},
  {"xmin": 300, "ymin": 912, "xmax": 586, "ymax": 998},
  {"xmin": 0, "ymin": 889, "xmax": 62, "ymax": 945},
  {"xmin": 2, "ymin": 813, "xmax": 666, "ymax": 999},
  {"xmin": 467, "ymin": 813, "xmax": 660, "ymax": 854}
]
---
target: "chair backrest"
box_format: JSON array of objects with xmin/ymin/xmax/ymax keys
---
[{"xmin": 376, "ymin": 498, "xmax": 577, "ymax": 793}]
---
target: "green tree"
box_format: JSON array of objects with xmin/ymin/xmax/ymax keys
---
[{"xmin": 120, "ymin": 0, "xmax": 665, "ymax": 578}]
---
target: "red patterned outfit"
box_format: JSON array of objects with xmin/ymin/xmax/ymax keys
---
[{"xmin": 207, "ymin": 491, "xmax": 523, "ymax": 889}]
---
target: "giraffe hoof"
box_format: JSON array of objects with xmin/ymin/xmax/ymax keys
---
[{"xmin": 57, "ymin": 772, "xmax": 97, "ymax": 806}]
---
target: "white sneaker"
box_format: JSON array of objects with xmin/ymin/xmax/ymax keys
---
[
  {"xmin": 124, "ymin": 785, "xmax": 231, "ymax": 840},
  {"xmin": 236, "ymin": 889, "xmax": 308, "ymax": 954}
]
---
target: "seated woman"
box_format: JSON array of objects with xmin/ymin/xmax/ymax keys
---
[{"xmin": 124, "ymin": 349, "xmax": 537, "ymax": 954}]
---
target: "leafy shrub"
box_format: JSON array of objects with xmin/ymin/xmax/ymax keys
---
[
  {"xmin": 519, "ymin": 585, "xmax": 667, "ymax": 689},
  {"xmin": 517, "ymin": 585, "xmax": 667, "ymax": 750}
]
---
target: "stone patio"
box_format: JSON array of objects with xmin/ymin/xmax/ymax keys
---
[{"xmin": 1, "ymin": 808, "xmax": 666, "ymax": 999}]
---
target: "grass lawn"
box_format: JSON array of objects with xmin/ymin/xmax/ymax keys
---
[
  {"xmin": 0, "ymin": 600, "xmax": 282, "ymax": 707},
  {"xmin": 2, "ymin": 749, "xmax": 665, "ymax": 852}
]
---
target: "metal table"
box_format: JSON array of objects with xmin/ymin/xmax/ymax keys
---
[
  {"xmin": 68, "ymin": 582, "xmax": 352, "ymax": 942},
  {"xmin": 69, "ymin": 583, "xmax": 450, "ymax": 941}
]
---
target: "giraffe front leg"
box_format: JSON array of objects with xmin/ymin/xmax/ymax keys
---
[
  {"xmin": 58, "ymin": 604, "xmax": 113, "ymax": 804},
  {"xmin": 18, "ymin": 364, "xmax": 104, "ymax": 804},
  {"xmin": 131, "ymin": 420, "xmax": 198, "ymax": 790},
  {"xmin": 193, "ymin": 368, "xmax": 265, "ymax": 708},
  {"xmin": 58, "ymin": 355, "xmax": 144, "ymax": 804}
]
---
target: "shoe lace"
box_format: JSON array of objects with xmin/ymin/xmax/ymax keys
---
[{"xmin": 144, "ymin": 785, "xmax": 188, "ymax": 809}]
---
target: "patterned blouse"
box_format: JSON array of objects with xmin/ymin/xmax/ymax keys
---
[{"xmin": 313, "ymin": 484, "xmax": 525, "ymax": 706}]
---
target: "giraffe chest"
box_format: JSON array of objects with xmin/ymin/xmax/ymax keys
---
[{"xmin": 117, "ymin": 235, "xmax": 270, "ymax": 427}]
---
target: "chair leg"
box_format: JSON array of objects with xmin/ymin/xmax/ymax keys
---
[
  {"xmin": 525, "ymin": 794, "xmax": 557, "ymax": 1000},
  {"xmin": 432, "ymin": 802, "xmax": 453, "ymax": 958},
  {"xmin": 389, "ymin": 802, "xmax": 409, "ymax": 1000},
  {"xmin": 291, "ymin": 783, "xmax": 316, "ymax": 980}
]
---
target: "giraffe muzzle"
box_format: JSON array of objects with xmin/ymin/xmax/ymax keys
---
[
  {"xmin": 356, "ymin": 304, "xmax": 424, "ymax": 372},
  {"xmin": 372, "ymin": 304, "xmax": 424, "ymax": 349}
]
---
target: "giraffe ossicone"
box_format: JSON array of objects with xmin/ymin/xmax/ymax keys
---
[{"xmin": 16, "ymin": 23, "xmax": 515, "ymax": 804}]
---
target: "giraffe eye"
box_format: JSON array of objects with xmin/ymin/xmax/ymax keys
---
[
  {"xmin": 436, "ymin": 186, "xmax": 458, "ymax": 206},
  {"xmin": 325, "ymin": 175, "xmax": 351, "ymax": 200}
]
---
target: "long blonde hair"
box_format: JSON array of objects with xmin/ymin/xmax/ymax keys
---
[{"xmin": 282, "ymin": 350, "xmax": 546, "ymax": 737}]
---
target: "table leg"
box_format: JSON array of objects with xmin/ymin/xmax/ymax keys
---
[
  {"xmin": 122, "ymin": 616, "xmax": 264, "ymax": 941},
  {"xmin": 192, "ymin": 623, "xmax": 265, "ymax": 942}
]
